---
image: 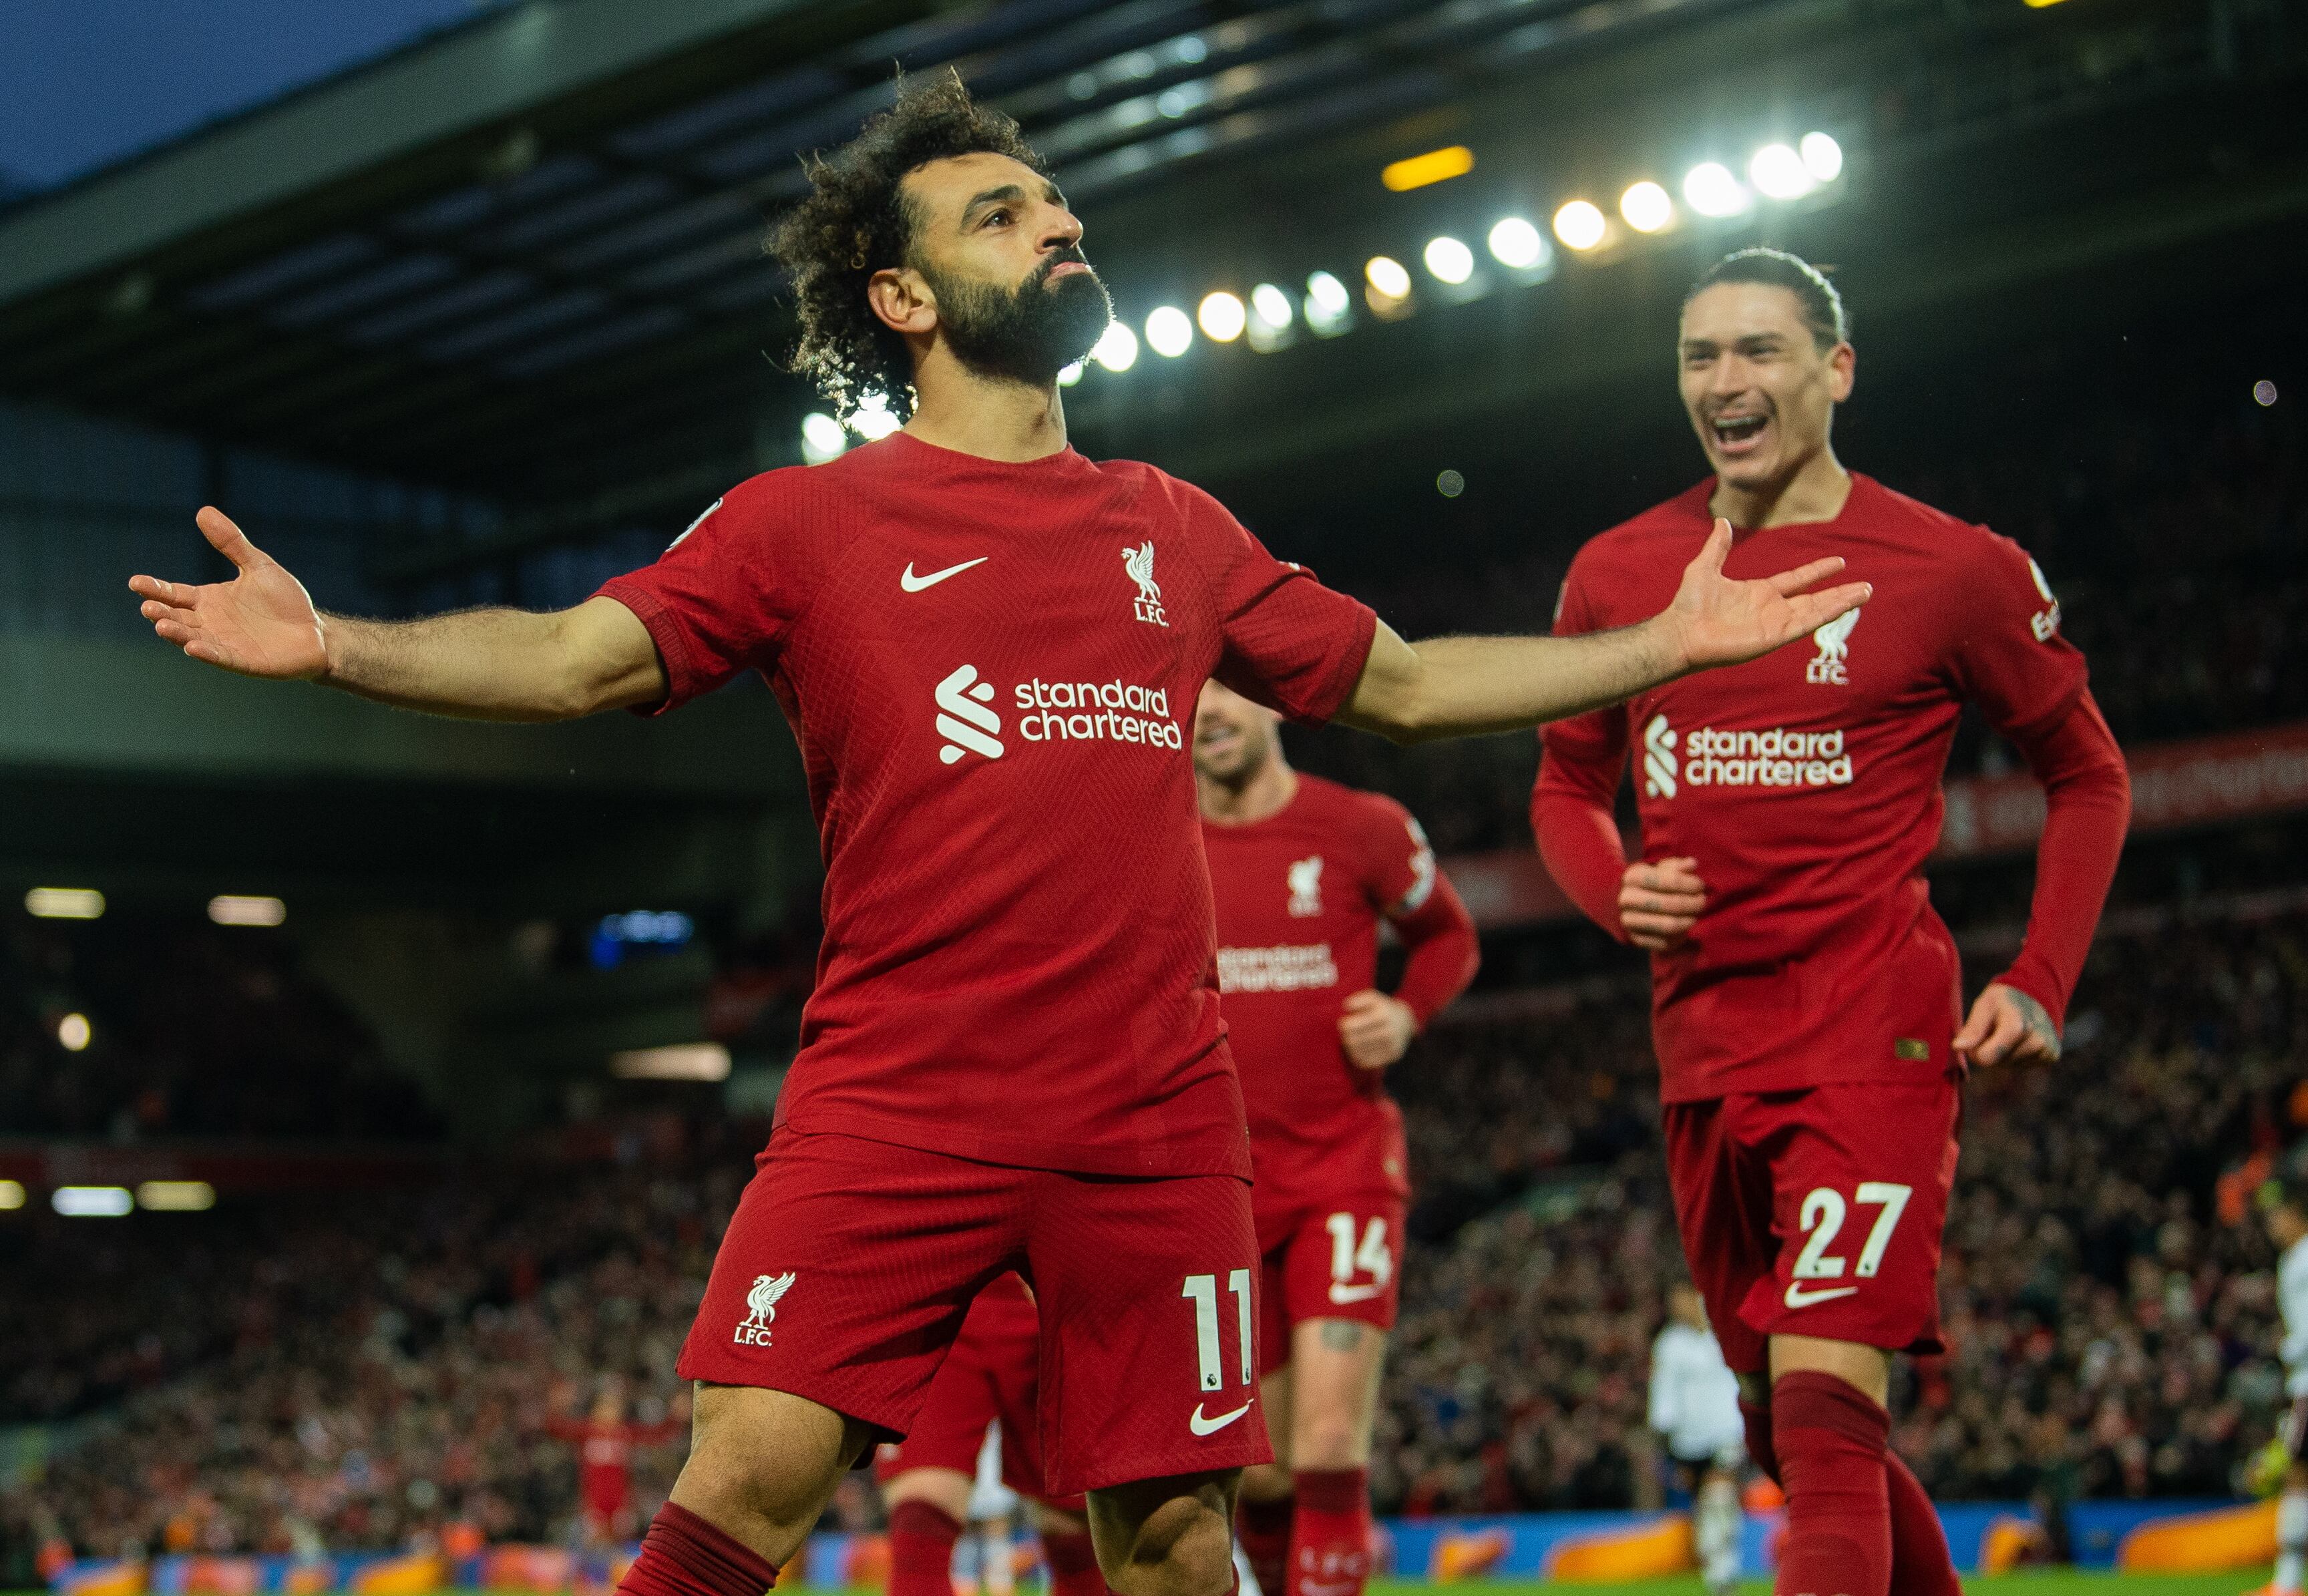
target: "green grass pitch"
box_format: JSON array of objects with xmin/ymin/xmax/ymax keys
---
[{"xmin": 8, "ymin": 1578, "xmax": 2265, "ymax": 1596}]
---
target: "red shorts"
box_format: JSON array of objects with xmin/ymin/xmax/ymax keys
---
[
  {"xmin": 678, "ymin": 1129, "xmax": 1270, "ymax": 1497},
  {"xmin": 1254, "ymin": 1187, "xmax": 1406, "ymax": 1376},
  {"xmin": 870, "ymin": 1277, "xmax": 1084, "ymax": 1512},
  {"xmin": 1660, "ymin": 1076, "xmax": 1960, "ymax": 1373}
]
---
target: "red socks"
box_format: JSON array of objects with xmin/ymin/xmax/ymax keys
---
[
  {"xmin": 617, "ymin": 1503, "xmax": 779, "ymax": 1596},
  {"xmin": 1289, "ymin": 1469, "xmax": 1372, "ymax": 1596},
  {"xmin": 1237, "ymin": 1494, "xmax": 1293, "ymax": 1596},
  {"xmin": 1741, "ymin": 1397, "xmax": 1780, "ymax": 1482},
  {"xmin": 888, "ymin": 1501, "xmax": 963, "ymax": 1596},
  {"xmin": 1040, "ymin": 1529, "xmax": 1110, "ymax": 1596},
  {"xmin": 1770, "ymin": 1372, "xmax": 1889, "ymax": 1596},
  {"xmin": 1882, "ymin": 1452, "xmax": 1959, "ymax": 1596}
]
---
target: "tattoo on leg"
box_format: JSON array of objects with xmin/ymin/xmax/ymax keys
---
[{"xmin": 1319, "ymin": 1320, "xmax": 1366, "ymax": 1351}]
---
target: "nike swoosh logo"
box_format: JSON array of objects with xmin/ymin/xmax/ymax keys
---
[
  {"xmin": 901, "ymin": 557, "xmax": 988, "ymax": 592},
  {"xmin": 1189, "ymin": 1400, "xmax": 1254, "ymax": 1436},
  {"xmin": 1328, "ymin": 1283, "xmax": 1384, "ymax": 1305},
  {"xmin": 1783, "ymin": 1281, "xmax": 1859, "ymax": 1310}
]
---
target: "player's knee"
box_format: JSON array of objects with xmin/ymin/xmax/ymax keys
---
[
  {"xmin": 1238, "ymin": 1461, "xmax": 1294, "ymax": 1502},
  {"xmin": 1290, "ymin": 1414, "xmax": 1368, "ymax": 1470}
]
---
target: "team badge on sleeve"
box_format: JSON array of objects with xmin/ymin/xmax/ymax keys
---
[{"xmin": 2026, "ymin": 557, "xmax": 2063, "ymax": 641}]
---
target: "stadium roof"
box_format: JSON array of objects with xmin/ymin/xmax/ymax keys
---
[{"xmin": 2, "ymin": 0, "xmax": 2304, "ymax": 571}]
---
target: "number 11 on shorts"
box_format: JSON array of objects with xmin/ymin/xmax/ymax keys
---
[{"xmin": 1182, "ymin": 1269, "xmax": 1254, "ymax": 1392}]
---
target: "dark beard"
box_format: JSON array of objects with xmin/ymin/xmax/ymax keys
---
[{"xmin": 926, "ymin": 253, "xmax": 1115, "ymax": 386}]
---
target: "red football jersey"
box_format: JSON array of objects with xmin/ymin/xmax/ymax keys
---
[
  {"xmin": 1202, "ymin": 775, "xmax": 1475, "ymax": 1200},
  {"xmin": 598, "ymin": 434, "xmax": 1376, "ymax": 1177},
  {"xmin": 1535, "ymin": 475, "xmax": 2088, "ymax": 1103}
]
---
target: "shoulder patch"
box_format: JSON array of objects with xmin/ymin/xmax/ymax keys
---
[{"xmin": 667, "ymin": 496, "xmax": 724, "ymax": 552}]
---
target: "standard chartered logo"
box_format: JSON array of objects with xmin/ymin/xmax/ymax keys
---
[
  {"xmin": 936, "ymin": 664, "xmax": 1004, "ymax": 765},
  {"xmin": 935, "ymin": 665, "xmax": 1184, "ymax": 766},
  {"xmin": 1643, "ymin": 714, "xmax": 1857, "ymax": 795},
  {"xmin": 1643, "ymin": 715, "xmax": 1679, "ymax": 799}
]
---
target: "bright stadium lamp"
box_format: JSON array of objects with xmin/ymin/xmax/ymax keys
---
[
  {"xmin": 1145, "ymin": 305, "xmax": 1193, "ymax": 357},
  {"xmin": 1552, "ymin": 200, "xmax": 1606, "ymax": 252},
  {"xmin": 849, "ymin": 397, "xmax": 902, "ymax": 440},
  {"xmin": 1619, "ymin": 180, "xmax": 1673, "ymax": 234},
  {"xmin": 1056, "ymin": 361, "xmax": 1085, "ymax": 387},
  {"xmin": 0, "ymin": 1179, "xmax": 23, "ymax": 1210},
  {"xmin": 800, "ymin": 412, "xmax": 847, "ymax": 463},
  {"xmin": 1092, "ymin": 321, "xmax": 1139, "ymax": 372},
  {"xmin": 57, "ymin": 1013, "xmax": 91, "ymax": 1052},
  {"xmin": 1250, "ymin": 283, "xmax": 1294, "ymax": 330},
  {"xmin": 1486, "ymin": 216, "xmax": 1547, "ymax": 270},
  {"xmin": 1304, "ymin": 272, "xmax": 1352, "ymax": 335},
  {"xmin": 1422, "ymin": 236, "xmax": 1475, "ymax": 286},
  {"xmin": 25, "ymin": 887, "xmax": 104, "ymax": 920},
  {"xmin": 1682, "ymin": 162, "xmax": 1751, "ymax": 218},
  {"xmin": 1364, "ymin": 256, "xmax": 1412, "ymax": 300},
  {"xmin": 1197, "ymin": 291, "xmax": 1247, "ymax": 342},
  {"xmin": 1800, "ymin": 131, "xmax": 1845, "ymax": 183},
  {"xmin": 1750, "ymin": 143, "xmax": 1814, "ymax": 200}
]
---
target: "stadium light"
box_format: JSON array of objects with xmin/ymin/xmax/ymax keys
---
[
  {"xmin": 1056, "ymin": 361, "xmax": 1085, "ymax": 387},
  {"xmin": 25, "ymin": 887, "xmax": 104, "ymax": 920},
  {"xmin": 1800, "ymin": 132, "xmax": 1844, "ymax": 183},
  {"xmin": 0, "ymin": 1180, "xmax": 23, "ymax": 1211},
  {"xmin": 1750, "ymin": 143, "xmax": 1814, "ymax": 200},
  {"xmin": 1197, "ymin": 292, "xmax": 1247, "ymax": 343},
  {"xmin": 849, "ymin": 397, "xmax": 902, "ymax": 441},
  {"xmin": 1486, "ymin": 217, "xmax": 1547, "ymax": 270},
  {"xmin": 1619, "ymin": 181, "xmax": 1674, "ymax": 234},
  {"xmin": 1380, "ymin": 146, "xmax": 1474, "ymax": 192},
  {"xmin": 53, "ymin": 1186, "xmax": 134, "ymax": 1217},
  {"xmin": 1304, "ymin": 272, "xmax": 1352, "ymax": 336},
  {"xmin": 800, "ymin": 412, "xmax": 847, "ymax": 464},
  {"xmin": 611, "ymin": 1043, "xmax": 733, "ymax": 1082},
  {"xmin": 1552, "ymin": 200, "xmax": 1606, "ymax": 252},
  {"xmin": 1145, "ymin": 305, "xmax": 1193, "ymax": 357},
  {"xmin": 208, "ymin": 895, "xmax": 286, "ymax": 927},
  {"xmin": 1364, "ymin": 256, "xmax": 1411, "ymax": 300},
  {"xmin": 1682, "ymin": 162, "xmax": 1751, "ymax": 218},
  {"xmin": 1422, "ymin": 236, "xmax": 1475, "ymax": 286},
  {"xmin": 138, "ymin": 1181, "xmax": 216, "ymax": 1212},
  {"xmin": 57, "ymin": 1013, "xmax": 91, "ymax": 1052},
  {"xmin": 1092, "ymin": 321, "xmax": 1139, "ymax": 372},
  {"xmin": 1250, "ymin": 283, "xmax": 1294, "ymax": 331}
]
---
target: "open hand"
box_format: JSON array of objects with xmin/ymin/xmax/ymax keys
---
[
  {"xmin": 1953, "ymin": 982, "xmax": 2060, "ymax": 1068},
  {"xmin": 130, "ymin": 507, "xmax": 327, "ymax": 679},
  {"xmin": 1619, "ymin": 857, "xmax": 1706, "ymax": 951},
  {"xmin": 1663, "ymin": 519, "xmax": 1873, "ymax": 672},
  {"xmin": 1338, "ymin": 990, "xmax": 1417, "ymax": 1070}
]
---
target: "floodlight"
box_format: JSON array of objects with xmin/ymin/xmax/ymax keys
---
[
  {"xmin": 800, "ymin": 413, "xmax": 847, "ymax": 463},
  {"xmin": 1304, "ymin": 272, "xmax": 1352, "ymax": 335},
  {"xmin": 1682, "ymin": 162, "xmax": 1751, "ymax": 218},
  {"xmin": 1381, "ymin": 146, "xmax": 1475, "ymax": 192},
  {"xmin": 25, "ymin": 887, "xmax": 104, "ymax": 920},
  {"xmin": 1619, "ymin": 181, "xmax": 1673, "ymax": 234},
  {"xmin": 1093, "ymin": 321, "xmax": 1139, "ymax": 372},
  {"xmin": 1422, "ymin": 236, "xmax": 1475, "ymax": 285},
  {"xmin": 208, "ymin": 895, "xmax": 286, "ymax": 927},
  {"xmin": 1750, "ymin": 144, "xmax": 1814, "ymax": 200},
  {"xmin": 1364, "ymin": 256, "xmax": 1411, "ymax": 299},
  {"xmin": 1250, "ymin": 284, "xmax": 1294, "ymax": 329},
  {"xmin": 53, "ymin": 1187, "xmax": 133, "ymax": 1217},
  {"xmin": 1057, "ymin": 361, "xmax": 1085, "ymax": 387},
  {"xmin": 1487, "ymin": 218, "xmax": 1547, "ymax": 270},
  {"xmin": 1146, "ymin": 306, "xmax": 1193, "ymax": 357},
  {"xmin": 1800, "ymin": 132, "xmax": 1844, "ymax": 183},
  {"xmin": 1197, "ymin": 292, "xmax": 1247, "ymax": 342},
  {"xmin": 0, "ymin": 1180, "xmax": 23, "ymax": 1211},
  {"xmin": 138, "ymin": 1181, "xmax": 216, "ymax": 1212},
  {"xmin": 1552, "ymin": 200, "xmax": 1606, "ymax": 252},
  {"xmin": 850, "ymin": 399, "xmax": 902, "ymax": 441},
  {"xmin": 58, "ymin": 1013, "xmax": 90, "ymax": 1052}
]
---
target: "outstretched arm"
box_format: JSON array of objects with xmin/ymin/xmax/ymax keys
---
[
  {"xmin": 1336, "ymin": 520, "xmax": 1871, "ymax": 743},
  {"xmin": 130, "ymin": 508, "xmax": 664, "ymax": 722}
]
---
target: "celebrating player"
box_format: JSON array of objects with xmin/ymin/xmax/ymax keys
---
[
  {"xmin": 1532, "ymin": 247, "xmax": 2131, "ymax": 1596},
  {"xmin": 1648, "ymin": 1284, "xmax": 1746, "ymax": 1596},
  {"xmin": 874, "ymin": 1275, "xmax": 1109, "ymax": 1596},
  {"xmin": 130, "ymin": 75, "xmax": 1871, "ymax": 1596},
  {"xmin": 1193, "ymin": 681, "xmax": 1478, "ymax": 1596},
  {"xmin": 547, "ymin": 1378, "xmax": 687, "ymax": 1548}
]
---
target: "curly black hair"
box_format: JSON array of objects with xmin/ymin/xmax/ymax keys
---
[{"xmin": 769, "ymin": 70, "xmax": 1050, "ymax": 422}]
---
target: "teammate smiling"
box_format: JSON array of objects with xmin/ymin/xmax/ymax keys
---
[
  {"xmin": 132, "ymin": 81, "xmax": 1870, "ymax": 1596},
  {"xmin": 1533, "ymin": 248, "xmax": 2132, "ymax": 1596}
]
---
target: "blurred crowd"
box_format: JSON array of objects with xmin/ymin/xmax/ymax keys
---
[{"xmin": 8, "ymin": 888, "xmax": 2307, "ymax": 1571}]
